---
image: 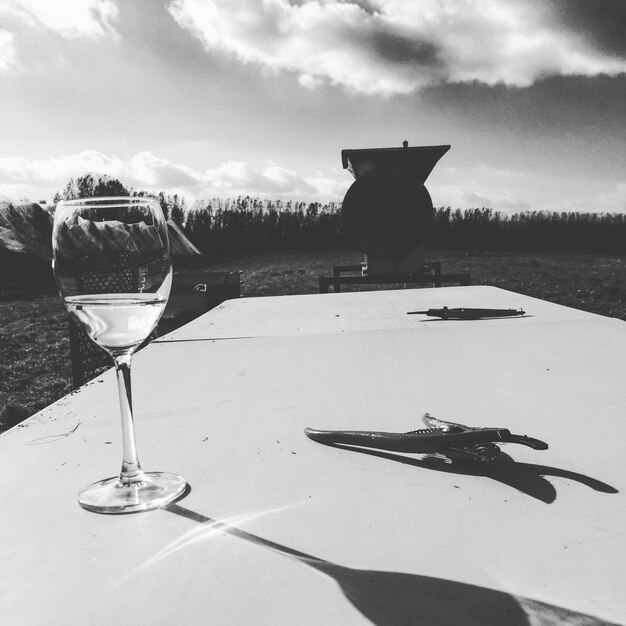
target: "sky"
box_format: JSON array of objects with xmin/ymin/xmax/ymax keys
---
[{"xmin": 0, "ymin": 0, "xmax": 625, "ymax": 213}]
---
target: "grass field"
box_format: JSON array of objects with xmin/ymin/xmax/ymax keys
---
[{"xmin": 1, "ymin": 248, "xmax": 625, "ymax": 432}]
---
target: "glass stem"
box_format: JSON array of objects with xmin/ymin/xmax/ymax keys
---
[{"xmin": 113, "ymin": 353, "xmax": 145, "ymax": 485}]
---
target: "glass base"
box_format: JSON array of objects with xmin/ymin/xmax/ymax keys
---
[{"xmin": 78, "ymin": 472, "xmax": 187, "ymax": 514}]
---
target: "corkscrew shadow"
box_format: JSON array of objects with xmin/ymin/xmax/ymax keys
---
[{"xmin": 315, "ymin": 443, "xmax": 618, "ymax": 504}]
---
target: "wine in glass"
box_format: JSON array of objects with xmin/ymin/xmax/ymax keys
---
[{"xmin": 53, "ymin": 196, "xmax": 187, "ymax": 514}]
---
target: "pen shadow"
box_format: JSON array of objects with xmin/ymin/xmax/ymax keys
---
[
  {"xmin": 416, "ymin": 314, "xmax": 534, "ymax": 322},
  {"xmin": 318, "ymin": 443, "xmax": 618, "ymax": 504},
  {"xmin": 165, "ymin": 503, "xmax": 617, "ymax": 625}
]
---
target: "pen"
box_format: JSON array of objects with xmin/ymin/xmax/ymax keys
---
[{"xmin": 407, "ymin": 307, "xmax": 525, "ymax": 319}]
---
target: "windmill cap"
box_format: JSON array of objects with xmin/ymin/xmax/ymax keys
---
[{"xmin": 341, "ymin": 143, "xmax": 450, "ymax": 183}]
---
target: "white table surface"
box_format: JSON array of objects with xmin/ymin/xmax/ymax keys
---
[{"xmin": 1, "ymin": 286, "xmax": 625, "ymax": 625}]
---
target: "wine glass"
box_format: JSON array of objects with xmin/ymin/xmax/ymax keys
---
[{"xmin": 52, "ymin": 196, "xmax": 187, "ymax": 514}]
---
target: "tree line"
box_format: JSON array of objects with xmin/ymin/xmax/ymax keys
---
[
  {"xmin": 181, "ymin": 200, "xmax": 626, "ymax": 255},
  {"xmin": 54, "ymin": 174, "xmax": 626, "ymax": 254},
  {"xmin": 428, "ymin": 208, "xmax": 626, "ymax": 254},
  {"xmin": 184, "ymin": 197, "xmax": 342, "ymax": 254}
]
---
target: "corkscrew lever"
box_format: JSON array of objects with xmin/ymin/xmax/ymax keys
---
[{"xmin": 305, "ymin": 413, "xmax": 548, "ymax": 461}]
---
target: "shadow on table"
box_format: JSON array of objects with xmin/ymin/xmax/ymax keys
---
[
  {"xmin": 318, "ymin": 445, "xmax": 618, "ymax": 504},
  {"xmin": 166, "ymin": 503, "xmax": 617, "ymax": 626}
]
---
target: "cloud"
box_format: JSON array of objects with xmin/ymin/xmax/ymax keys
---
[
  {"xmin": 432, "ymin": 164, "xmax": 626, "ymax": 214},
  {"xmin": 0, "ymin": 0, "xmax": 119, "ymax": 71},
  {"xmin": 434, "ymin": 165, "xmax": 533, "ymax": 213},
  {"xmin": 435, "ymin": 185, "xmax": 532, "ymax": 214},
  {"xmin": 205, "ymin": 161, "xmax": 319, "ymax": 195},
  {"xmin": 0, "ymin": 0, "xmax": 119, "ymax": 38},
  {"xmin": 0, "ymin": 30, "xmax": 17, "ymax": 72},
  {"xmin": 1, "ymin": 151, "xmax": 622, "ymax": 212},
  {"xmin": 586, "ymin": 182, "xmax": 626, "ymax": 214},
  {"xmin": 167, "ymin": 0, "xmax": 626, "ymax": 95},
  {"xmin": 548, "ymin": 0, "xmax": 626, "ymax": 57},
  {"xmin": 0, "ymin": 151, "xmax": 348, "ymax": 202}
]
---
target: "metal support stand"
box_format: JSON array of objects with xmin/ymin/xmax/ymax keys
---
[{"xmin": 319, "ymin": 263, "xmax": 471, "ymax": 294}]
